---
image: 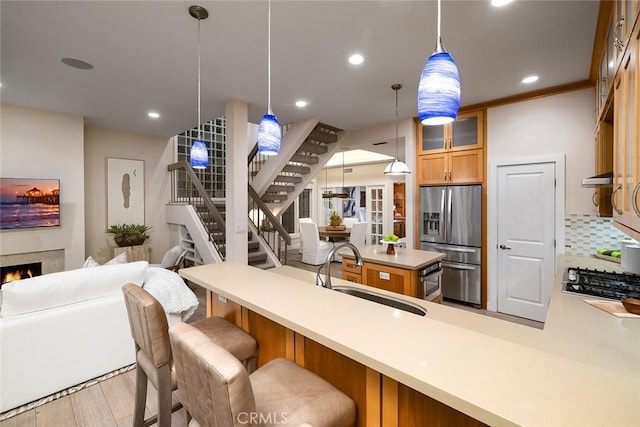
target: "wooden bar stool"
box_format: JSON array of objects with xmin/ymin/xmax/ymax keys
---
[
  {"xmin": 169, "ymin": 322, "xmax": 356, "ymax": 427},
  {"xmin": 122, "ymin": 284, "xmax": 257, "ymax": 427}
]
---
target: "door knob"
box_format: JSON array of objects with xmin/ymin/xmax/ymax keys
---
[{"xmin": 499, "ymin": 244, "xmax": 512, "ymax": 250}]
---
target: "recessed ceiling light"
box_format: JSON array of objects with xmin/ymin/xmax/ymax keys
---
[
  {"xmin": 148, "ymin": 111, "xmax": 160, "ymax": 119},
  {"xmin": 61, "ymin": 57, "xmax": 94, "ymax": 70},
  {"xmin": 491, "ymin": 0, "xmax": 514, "ymax": 6},
  {"xmin": 348, "ymin": 54, "xmax": 364, "ymax": 65},
  {"xmin": 295, "ymin": 100, "xmax": 308, "ymax": 108},
  {"xmin": 522, "ymin": 75, "xmax": 539, "ymax": 84}
]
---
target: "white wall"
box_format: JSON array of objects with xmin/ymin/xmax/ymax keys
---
[
  {"xmin": 84, "ymin": 125, "xmax": 174, "ymax": 264},
  {"xmin": 486, "ymin": 88, "xmax": 595, "ymax": 311},
  {"xmin": 0, "ymin": 104, "xmax": 86, "ymax": 269},
  {"xmin": 487, "ymin": 88, "xmax": 595, "ymax": 214}
]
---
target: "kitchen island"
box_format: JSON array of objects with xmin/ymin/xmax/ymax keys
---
[
  {"xmin": 179, "ymin": 255, "xmax": 639, "ymax": 427},
  {"xmin": 341, "ymin": 245, "xmax": 444, "ymax": 300}
]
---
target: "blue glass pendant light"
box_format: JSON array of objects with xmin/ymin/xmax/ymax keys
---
[
  {"xmin": 189, "ymin": 5, "xmax": 209, "ymax": 169},
  {"xmin": 417, "ymin": 0, "xmax": 461, "ymax": 126},
  {"xmin": 257, "ymin": 0, "xmax": 281, "ymax": 156}
]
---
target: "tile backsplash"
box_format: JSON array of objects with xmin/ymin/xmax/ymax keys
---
[{"xmin": 564, "ymin": 214, "xmax": 630, "ymax": 256}]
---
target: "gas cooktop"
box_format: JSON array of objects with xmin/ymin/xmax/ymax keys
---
[{"xmin": 562, "ymin": 267, "xmax": 640, "ymax": 300}]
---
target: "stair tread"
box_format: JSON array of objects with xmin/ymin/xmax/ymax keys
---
[
  {"xmin": 298, "ymin": 141, "xmax": 328, "ymax": 154},
  {"xmin": 290, "ymin": 154, "xmax": 319, "ymax": 164}
]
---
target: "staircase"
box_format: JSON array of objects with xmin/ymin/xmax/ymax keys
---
[
  {"xmin": 195, "ymin": 201, "xmax": 274, "ymax": 269},
  {"xmin": 251, "ymin": 120, "xmax": 348, "ymax": 217},
  {"xmin": 167, "ymin": 118, "xmax": 347, "ymax": 270}
]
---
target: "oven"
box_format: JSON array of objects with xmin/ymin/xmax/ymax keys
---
[{"xmin": 418, "ymin": 261, "xmax": 442, "ymax": 302}]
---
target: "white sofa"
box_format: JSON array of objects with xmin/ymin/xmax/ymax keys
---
[{"xmin": 0, "ymin": 261, "xmax": 199, "ymax": 413}]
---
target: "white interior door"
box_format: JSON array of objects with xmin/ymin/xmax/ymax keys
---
[{"xmin": 497, "ymin": 162, "xmax": 555, "ymax": 322}]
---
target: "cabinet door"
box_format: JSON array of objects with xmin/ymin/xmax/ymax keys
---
[
  {"xmin": 363, "ymin": 263, "xmax": 411, "ymax": 295},
  {"xmin": 417, "ymin": 153, "xmax": 448, "ymax": 185},
  {"xmin": 341, "ymin": 271, "xmax": 362, "ymax": 284},
  {"xmin": 613, "ymin": 37, "xmax": 640, "ymax": 234},
  {"xmin": 623, "ymin": 31, "xmax": 640, "ymax": 231},
  {"xmin": 450, "ymin": 110, "xmax": 484, "ymax": 152},
  {"xmin": 594, "ymin": 122, "xmax": 613, "ymax": 217},
  {"xmin": 449, "ymin": 149, "xmax": 484, "ymax": 184},
  {"xmin": 418, "ymin": 120, "xmax": 446, "ymax": 154}
]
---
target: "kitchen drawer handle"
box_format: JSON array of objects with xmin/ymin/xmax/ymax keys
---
[
  {"xmin": 611, "ymin": 184, "xmax": 623, "ymax": 215},
  {"xmin": 592, "ymin": 192, "xmax": 599, "ymax": 207},
  {"xmin": 346, "ymin": 263, "xmax": 359, "ymax": 269},
  {"xmin": 441, "ymin": 261, "xmax": 477, "ymax": 271},
  {"xmin": 632, "ymin": 182, "xmax": 640, "ymax": 217},
  {"xmin": 433, "ymin": 245, "xmax": 477, "ymax": 253}
]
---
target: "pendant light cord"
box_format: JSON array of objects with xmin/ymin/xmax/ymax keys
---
[
  {"xmin": 267, "ymin": 0, "xmax": 272, "ymax": 114},
  {"xmin": 197, "ymin": 16, "xmax": 202, "ymax": 140},
  {"xmin": 434, "ymin": 0, "xmax": 444, "ymax": 53},
  {"xmin": 437, "ymin": 0, "xmax": 441, "ymax": 41},
  {"xmin": 395, "ymin": 88, "xmax": 399, "ymax": 160}
]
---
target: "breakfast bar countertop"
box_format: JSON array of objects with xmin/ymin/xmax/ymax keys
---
[
  {"xmin": 179, "ymin": 256, "xmax": 640, "ymax": 427},
  {"xmin": 341, "ymin": 244, "xmax": 445, "ymax": 270}
]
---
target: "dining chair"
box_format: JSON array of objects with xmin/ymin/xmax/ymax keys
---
[
  {"xmin": 334, "ymin": 222, "xmax": 368, "ymax": 262},
  {"xmin": 299, "ymin": 221, "xmax": 333, "ymax": 265},
  {"xmin": 169, "ymin": 322, "xmax": 356, "ymax": 427},
  {"xmin": 297, "ymin": 217, "xmax": 313, "ymax": 254},
  {"xmin": 122, "ymin": 284, "xmax": 258, "ymax": 427},
  {"xmin": 343, "ymin": 217, "xmax": 359, "ymax": 229}
]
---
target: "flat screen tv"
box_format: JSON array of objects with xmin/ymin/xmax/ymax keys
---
[{"xmin": 0, "ymin": 178, "xmax": 60, "ymax": 230}]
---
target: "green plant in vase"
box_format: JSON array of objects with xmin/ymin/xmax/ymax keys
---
[
  {"xmin": 106, "ymin": 223, "xmax": 151, "ymax": 247},
  {"xmin": 329, "ymin": 211, "xmax": 342, "ymax": 227}
]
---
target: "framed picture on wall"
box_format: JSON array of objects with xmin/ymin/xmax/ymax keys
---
[{"xmin": 106, "ymin": 158, "xmax": 144, "ymax": 226}]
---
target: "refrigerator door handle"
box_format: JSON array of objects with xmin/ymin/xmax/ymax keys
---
[
  {"xmin": 447, "ymin": 188, "xmax": 453, "ymax": 243},
  {"xmin": 441, "ymin": 261, "xmax": 478, "ymax": 271},
  {"xmin": 440, "ymin": 188, "xmax": 446, "ymax": 242},
  {"xmin": 433, "ymin": 245, "xmax": 477, "ymax": 253}
]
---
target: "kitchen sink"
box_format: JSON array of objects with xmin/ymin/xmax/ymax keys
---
[{"xmin": 332, "ymin": 286, "xmax": 427, "ymax": 316}]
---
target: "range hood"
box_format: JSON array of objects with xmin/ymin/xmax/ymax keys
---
[{"xmin": 582, "ymin": 171, "xmax": 613, "ymax": 187}]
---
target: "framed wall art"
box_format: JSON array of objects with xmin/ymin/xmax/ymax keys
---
[{"xmin": 106, "ymin": 158, "xmax": 144, "ymax": 226}]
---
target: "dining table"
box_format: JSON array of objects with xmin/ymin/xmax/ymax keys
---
[{"xmin": 317, "ymin": 226, "xmax": 351, "ymax": 242}]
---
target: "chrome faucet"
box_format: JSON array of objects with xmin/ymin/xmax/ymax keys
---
[{"xmin": 316, "ymin": 242, "xmax": 363, "ymax": 289}]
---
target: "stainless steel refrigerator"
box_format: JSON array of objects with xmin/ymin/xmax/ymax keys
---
[{"xmin": 419, "ymin": 185, "xmax": 482, "ymax": 305}]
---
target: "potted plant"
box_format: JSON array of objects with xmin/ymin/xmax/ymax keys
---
[
  {"xmin": 329, "ymin": 211, "xmax": 342, "ymax": 227},
  {"xmin": 106, "ymin": 223, "xmax": 151, "ymax": 247}
]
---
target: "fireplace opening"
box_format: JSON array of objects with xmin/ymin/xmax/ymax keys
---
[{"xmin": 1, "ymin": 262, "xmax": 42, "ymax": 286}]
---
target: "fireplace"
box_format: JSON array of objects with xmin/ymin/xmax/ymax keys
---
[{"xmin": 1, "ymin": 262, "xmax": 42, "ymax": 286}]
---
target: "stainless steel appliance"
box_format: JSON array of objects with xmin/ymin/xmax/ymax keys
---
[
  {"xmin": 418, "ymin": 261, "xmax": 442, "ymax": 302},
  {"xmin": 562, "ymin": 267, "xmax": 640, "ymax": 300},
  {"xmin": 419, "ymin": 185, "xmax": 482, "ymax": 305}
]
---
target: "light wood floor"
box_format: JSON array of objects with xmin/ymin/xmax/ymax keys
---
[
  {"xmin": 0, "ymin": 368, "xmax": 189, "ymax": 427},
  {"xmin": 0, "ymin": 253, "xmax": 540, "ymax": 425}
]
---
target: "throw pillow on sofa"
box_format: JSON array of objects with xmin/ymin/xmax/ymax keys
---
[{"xmin": 83, "ymin": 251, "xmax": 128, "ymax": 268}]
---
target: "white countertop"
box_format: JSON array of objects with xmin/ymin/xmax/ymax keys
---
[
  {"xmin": 180, "ymin": 255, "xmax": 640, "ymax": 427},
  {"xmin": 342, "ymin": 245, "xmax": 445, "ymax": 270}
]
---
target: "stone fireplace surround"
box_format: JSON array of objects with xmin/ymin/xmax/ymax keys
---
[{"xmin": 0, "ymin": 249, "xmax": 65, "ymax": 277}]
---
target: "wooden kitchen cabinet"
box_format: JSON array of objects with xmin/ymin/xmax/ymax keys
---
[
  {"xmin": 593, "ymin": 120, "xmax": 613, "ymax": 217},
  {"xmin": 417, "ymin": 110, "xmax": 484, "ymax": 155},
  {"xmin": 612, "ymin": 23, "xmax": 640, "ymax": 239},
  {"xmin": 341, "ymin": 258, "xmax": 363, "ymax": 283},
  {"xmin": 418, "ymin": 149, "xmax": 484, "ymax": 185},
  {"xmin": 416, "ymin": 109, "xmax": 485, "ymax": 185},
  {"xmin": 342, "ymin": 259, "xmax": 420, "ymax": 298}
]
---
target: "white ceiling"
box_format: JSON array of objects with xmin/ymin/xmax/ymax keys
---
[{"xmin": 1, "ymin": 1, "xmax": 599, "ymax": 141}]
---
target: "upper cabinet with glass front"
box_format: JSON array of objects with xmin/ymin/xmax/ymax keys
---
[{"xmin": 417, "ymin": 110, "xmax": 485, "ymax": 155}]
